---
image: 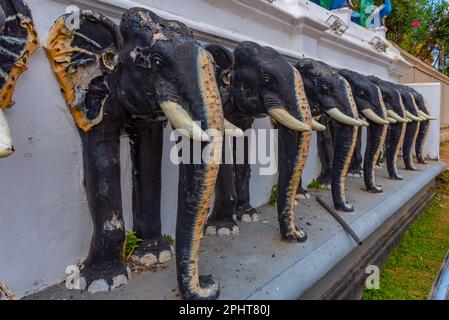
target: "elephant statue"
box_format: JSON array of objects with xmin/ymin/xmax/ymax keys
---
[
  {"xmin": 295, "ymin": 59, "xmax": 365, "ymax": 212},
  {"xmin": 367, "ymin": 76, "xmax": 409, "ymax": 180},
  {"xmin": 205, "ymin": 42, "xmax": 315, "ymax": 242},
  {"xmin": 0, "ymin": 0, "xmax": 39, "ymax": 158},
  {"xmin": 45, "ymin": 8, "xmax": 224, "ymax": 300},
  {"xmin": 406, "ymin": 86, "xmax": 437, "ymax": 164},
  {"xmin": 337, "ymin": 69, "xmax": 390, "ymax": 193},
  {"xmin": 392, "ymin": 84, "xmax": 425, "ymax": 171}
]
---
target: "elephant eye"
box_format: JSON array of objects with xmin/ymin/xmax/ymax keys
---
[
  {"xmin": 152, "ymin": 54, "xmax": 166, "ymax": 67},
  {"xmin": 321, "ymin": 84, "xmax": 330, "ymax": 91},
  {"xmin": 261, "ymin": 73, "xmax": 273, "ymax": 85}
]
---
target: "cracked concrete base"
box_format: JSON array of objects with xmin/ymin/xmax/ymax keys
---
[{"xmin": 24, "ymin": 161, "xmax": 444, "ymax": 300}]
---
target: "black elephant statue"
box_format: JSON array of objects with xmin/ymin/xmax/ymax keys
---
[
  {"xmin": 402, "ymin": 85, "xmax": 437, "ymax": 164},
  {"xmin": 46, "ymin": 8, "xmax": 225, "ymax": 300},
  {"xmin": 205, "ymin": 42, "xmax": 316, "ymax": 242},
  {"xmin": 296, "ymin": 59, "xmax": 365, "ymax": 212},
  {"xmin": 367, "ymin": 76, "xmax": 409, "ymax": 180},
  {"xmin": 337, "ymin": 69, "xmax": 390, "ymax": 193},
  {"xmin": 0, "ymin": 0, "xmax": 39, "ymax": 158},
  {"xmin": 391, "ymin": 84, "xmax": 425, "ymax": 171}
]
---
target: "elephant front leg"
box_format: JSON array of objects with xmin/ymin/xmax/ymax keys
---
[
  {"xmin": 348, "ymin": 128, "xmax": 363, "ymax": 178},
  {"xmin": 79, "ymin": 129, "xmax": 130, "ymax": 293},
  {"xmin": 206, "ymin": 162, "xmax": 239, "ymax": 237},
  {"xmin": 128, "ymin": 122, "xmax": 173, "ymax": 267},
  {"xmin": 233, "ymin": 119, "xmax": 259, "ymax": 222},
  {"xmin": 296, "ymin": 177, "xmax": 311, "ymax": 199},
  {"xmin": 403, "ymin": 121, "xmax": 419, "ymax": 170},
  {"xmin": 331, "ymin": 123, "xmax": 358, "ymax": 212},
  {"xmin": 316, "ymin": 117, "xmax": 333, "ymax": 187}
]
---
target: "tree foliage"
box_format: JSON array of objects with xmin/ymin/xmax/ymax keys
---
[{"xmin": 352, "ymin": 0, "xmax": 449, "ymax": 75}]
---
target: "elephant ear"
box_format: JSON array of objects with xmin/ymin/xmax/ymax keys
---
[
  {"xmin": 204, "ymin": 44, "xmax": 233, "ymax": 104},
  {"xmin": 0, "ymin": 0, "xmax": 39, "ymax": 109},
  {"xmin": 45, "ymin": 10, "xmax": 121, "ymax": 132}
]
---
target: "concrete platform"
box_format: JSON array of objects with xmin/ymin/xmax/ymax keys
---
[{"xmin": 25, "ymin": 161, "xmax": 445, "ymax": 300}]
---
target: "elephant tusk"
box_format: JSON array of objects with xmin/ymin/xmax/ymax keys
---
[
  {"xmin": 224, "ymin": 119, "xmax": 244, "ymax": 137},
  {"xmin": 0, "ymin": 108, "xmax": 14, "ymax": 158},
  {"xmin": 387, "ymin": 110, "xmax": 408, "ymax": 123},
  {"xmin": 387, "ymin": 117, "xmax": 397, "ymax": 124},
  {"xmin": 268, "ymin": 107, "xmax": 311, "ymax": 132},
  {"xmin": 326, "ymin": 108, "xmax": 362, "ymax": 126},
  {"xmin": 418, "ymin": 110, "xmax": 437, "ymax": 121},
  {"xmin": 312, "ymin": 119, "xmax": 326, "ymax": 131},
  {"xmin": 160, "ymin": 101, "xmax": 210, "ymax": 142},
  {"xmin": 360, "ymin": 119, "xmax": 370, "ymax": 127},
  {"xmin": 405, "ymin": 111, "xmax": 421, "ymax": 122},
  {"xmin": 361, "ymin": 109, "xmax": 389, "ymax": 125},
  {"xmin": 418, "ymin": 110, "xmax": 429, "ymax": 119}
]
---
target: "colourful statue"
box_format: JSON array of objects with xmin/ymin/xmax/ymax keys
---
[{"xmin": 358, "ymin": 0, "xmax": 392, "ymax": 28}]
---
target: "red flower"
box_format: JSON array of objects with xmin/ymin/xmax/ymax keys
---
[{"xmin": 411, "ymin": 21, "xmax": 420, "ymax": 27}]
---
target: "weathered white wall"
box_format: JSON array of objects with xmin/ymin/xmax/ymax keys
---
[
  {"xmin": 0, "ymin": 0, "xmax": 419, "ymax": 298},
  {"xmin": 407, "ymin": 83, "xmax": 441, "ymax": 160}
]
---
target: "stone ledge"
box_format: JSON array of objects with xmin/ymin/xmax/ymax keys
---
[{"xmin": 25, "ymin": 161, "xmax": 445, "ymax": 300}]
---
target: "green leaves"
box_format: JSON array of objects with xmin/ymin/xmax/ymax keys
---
[
  {"xmin": 269, "ymin": 184, "xmax": 278, "ymax": 205},
  {"xmin": 122, "ymin": 231, "xmax": 144, "ymax": 260},
  {"xmin": 354, "ymin": 0, "xmax": 449, "ymax": 75},
  {"xmin": 307, "ymin": 179, "xmax": 327, "ymax": 190}
]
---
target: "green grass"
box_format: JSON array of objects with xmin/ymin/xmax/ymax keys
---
[{"xmin": 363, "ymin": 171, "xmax": 449, "ymax": 300}]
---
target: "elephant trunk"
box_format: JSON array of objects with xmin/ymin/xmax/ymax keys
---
[
  {"xmin": 363, "ymin": 86, "xmax": 388, "ymax": 193},
  {"xmin": 332, "ymin": 123, "xmax": 358, "ymax": 212},
  {"xmin": 386, "ymin": 123, "xmax": 406, "ymax": 180},
  {"xmin": 175, "ymin": 48, "xmax": 223, "ymax": 300},
  {"xmin": 415, "ymin": 119, "xmax": 430, "ymax": 164},
  {"xmin": 278, "ymin": 127, "xmax": 311, "ymax": 241},
  {"xmin": 331, "ymin": 79, "xmax": 359, "ymax": 212},
  {"xmin": 364, "ymin": 121, "xmax": 388, "ymax": 192},
  {"xmin": 403, "ymin": 120, "xmax": 419, "ymax": 170},
  {"xmin": 276, "ymin": 68, "xmax": 312, "ymax": 242},
  {"xmin": 0, "ymin": 109, "xmax": 14, "ymax": 158}
]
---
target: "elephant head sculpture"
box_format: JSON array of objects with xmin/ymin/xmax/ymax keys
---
[
  {"xmin": 0, "ymin": 0, "xmax": 39, "ymax": 158},
  {"xmin": 367, "ymin": 76, "xmax": 409, "ymax": 180},
  {"xmin": 337, "ymin": 69, "xmax": 390, "ymax": 193},
  {"xmin": 404, "ymin": 86, "xmax": 437, "ymax": 164},
  {"xmin": 205, "ymin": 42, "xmax": 313, "ymax": 242},
  {"xmin": 46, "ymin": 8, "xmax": 224, "ymax": 300},
  {"xmin": 296, "ymin": 59, "xmax": 364, "ymax": 212}
]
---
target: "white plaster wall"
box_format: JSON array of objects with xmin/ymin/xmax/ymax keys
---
[
  {"xmin": 406, "ymin": 83, "xmax": 441, "ymax": 160},
  {"xmin": 0, "ymin": 0, "xmax": 417, "ymax": 297}
]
